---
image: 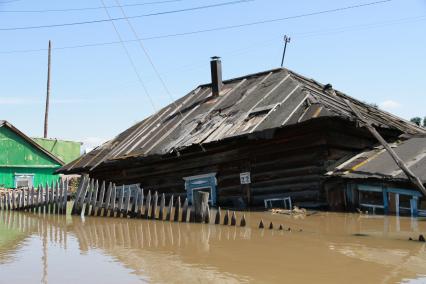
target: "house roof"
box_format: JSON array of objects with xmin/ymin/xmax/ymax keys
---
[
  {"xmin": 0, "ymin": 120, "xmax": 65, "ymax": 166},
  {"xmin": 58, "ymin": 67, "xmax": 425, "ymax": 173},
  {"xmin": 327, "ymin": 136, "xmax": 426, "ymax": 184}
]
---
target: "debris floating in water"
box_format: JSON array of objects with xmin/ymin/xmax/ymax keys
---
[{"xmin": 271, "ymin": 206, "xmax": 307, "ymax": 215}]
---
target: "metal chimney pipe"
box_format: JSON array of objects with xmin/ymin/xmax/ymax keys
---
[{"xmin": 210, "ymin": 56, "xmax": 222, "ymax": 97}]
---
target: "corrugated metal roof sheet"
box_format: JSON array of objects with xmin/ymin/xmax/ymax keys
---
[
  {"xmin": 329, "ymin": 136, "xmax": 426, "ymax": 183},
  {"xmin": 59, "ymin": 68, "xmax": 425, "ymax": 173}
]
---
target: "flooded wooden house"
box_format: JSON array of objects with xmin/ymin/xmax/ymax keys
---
[
  {"xmin": 58, "ymin": 57, "xmax": 425, "ymax": 209},
  {"xmin": 0, "ymin": 120, "xmax": 65, "ymax": 189},
  {"xmin": 326, "ymin": 136, "xmax": 426, "ymax": 216}
]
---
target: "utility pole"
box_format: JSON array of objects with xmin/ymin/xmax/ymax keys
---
[
  {"xmin": 44, "ymin": 40, "xmax": 52, "ymax": 139},
  {"xmin": 280, "ymin": 35, "xmax": 291, "ymax": 67}
]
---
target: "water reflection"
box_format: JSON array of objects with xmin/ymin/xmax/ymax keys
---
[{"xmin": 0, "ymin": 210, "xmax": 425, "ymax": 284}]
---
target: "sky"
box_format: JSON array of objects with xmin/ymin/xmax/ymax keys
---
[{"xmin": 0, "ymin": 0, "xmax": 425, "ymax": 150}]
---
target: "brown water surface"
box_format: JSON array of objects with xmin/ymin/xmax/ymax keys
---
[{"xmin": 0, "ymin": 210, "xmax": 425, "ymax": 283}]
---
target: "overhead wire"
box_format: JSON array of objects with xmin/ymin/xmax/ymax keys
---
[
  {"xmin": 113, "ymin": 0, "xmax": 183, "ymax": 117},
  {"xmin": 0, "ymin": 0, "xmax": 192, "ymax": 13},
  {"xmin": 0, "ymin": 0, "xmax": 254, "ymax": 31},
  {"xmin": 1, "ymin": 14, "xmax": 424, "ymax": 55},
  {"xmin": 99, "ymin": 0, "xmax": 157, "ymax": 113}
]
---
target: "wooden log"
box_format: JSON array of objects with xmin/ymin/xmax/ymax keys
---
[
  {"xmin": 174, "ymin": 196, "xmax": 181, "ymax": 222},
  {"xmin": 11, "ymin": 190, "xmax": 16, "ymax": 210},
  {"xmin": 54, "ymin": 181, "xmax": 60, "ymax": 214},
  {"xmin": 29, "ymin": 186, "xmax": 35, "ymax": 211},
  {"xmin": 103, "ymin": 182, "xmax": 113, "ymax": 217},
  {"xmin": 109, "ymin": 184, "xmax": 117, "ymax": 217},
  {"xmin": 230, "ymin": 211, "xmax": 236, "ymax": 226},
  {"xmin": 84, "ymin": 180, "xmax": 95, "ymax": 216},
  {"xmin": 63, "ymin": 180, "xmax": 69, "ymax": 215},
  {"xmin": 116, "ymin": 186, "xmax": 124, "ymax": 218},
  {"xmin": 90, "ymin": 180, "xmax": 100, "ymax": 216},
  {"xmin": 151, "ymin": 191, "xmax": 158, "ymax": 220},
  {"xmin": 240, "ymin": 214, "xmax": 246, "ymax": 227},
  {"xmin": 158, "ymin": 193, "xmax": 165, "ymax": 221},
  {"xmin": 259, "ymin": 219, "xmax": 264, "ymax": 229},
  {"xmin": 6, "ymin": 192, "xmax": 11, "ymax": 210},
  {"xmin": 36, "ymin": 185, "xmax": 42, "ymax": 213},
  {"xmin": 144, "ymin": 190, "xmax": 152, "ymax": 219},
  {"xmin": 205, "ymin": 204, "xmax": 210, "ymax": 224},
  {"xmin": 16, "ymin": 191, "xmax": 21, "ymax": 211},
  {"xmin": 77, "ymin": 179, "xmax": 89, "ymax": 215},
  {"xmin": 181, "ymin": 198, "xmax": 188, "ymax": 223},
  {"xmin": 137, "ymin": 187, "xmax": 144, "ymax": 218},
  {"xmin": 124, "ymin": 186, "xmax": 132, "ymax": 217},
  {"xmin": 166, "ymin": 195, "xmax": 174, "ymax": 221},
  {"xmin": 134, "ymin": 187, "xmax": 141, "ymax": 217},
  {"xmin": 215, "ymin": 207, "xmax": 221, "ymax": 225},
  {"xmin": 71, "ymin": 176, "xmax": 87, "ymax": 215},
  {"xmin": 269, "ymin": 222, "xmax": 274, "ymax": 230},
  {"xmin": 223, "ymin": 210, "xmax": 230, "ymax": 225},
  {"xmin": 96, "ymin": 181, "xmax": 106, "ymax": 217},
  {"xmin": 49, "ymin": 182, "xmax": 54, "ymax": 213},
  {"xmin": 193, "ymin": 191, "xmax": 209, "ymax": 223}
]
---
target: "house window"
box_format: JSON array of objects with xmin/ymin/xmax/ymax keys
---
[
  {"xmin": 183, "ymin": 173, "xmax": 217, "ymax": 205},
  {"xmin": 14, "ymin": 174, "xmax": 34, "ymax": 189}
]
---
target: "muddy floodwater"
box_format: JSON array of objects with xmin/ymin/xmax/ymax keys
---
[{"xmin": 0, "ymin": 210, "xmax": 425, "ymax": 284}]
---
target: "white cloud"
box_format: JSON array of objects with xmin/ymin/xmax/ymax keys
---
[
  {"xmin": 81, "ymin": 137, "xmax": 109, "ymax": 153},
  {"xmin": 379, "ymin": 100, "xmax": 401, "ymax": 110}
]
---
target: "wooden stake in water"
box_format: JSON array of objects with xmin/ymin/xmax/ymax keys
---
[
  {"xmin": 166, "ymin": 195, "xmax": 174, "ymax": 221},
  {"xmin": 144, "ymin": 190, "xmax": 151, "ymax": 219},
  {"xmin": 174, "ymin": 196, "xmax": 181, "ymax": 222},
  {"xmin": 181, "ymin": 198, "xmax": 188, "ymax": 223},
  {"xmin": 215, "ymin": 207, "xmax": 221, "ymax": 225},
  {"xmin": 151, "ymin": 191, "xmax": 158, "ymax": 219},
  {"xmin": 158, "ymin": 193, "xmax": 165, "ymax": 221}
]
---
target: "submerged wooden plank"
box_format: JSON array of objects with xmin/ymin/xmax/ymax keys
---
[
  {"xmin": 84, "ymin": 180, "xmax": 95, "ymax": 216},
  {"xmin": 124, "ymin": 186, "xmax": 132, "ymax": 217},
  {"xmin": 158, "ymin": 193, "xmax": 165, "ymax": 221},
  {"xmin": 166, "ymin": 195, "xmax": 174, "ymax": 221},
  {"xmin": 90, "ymin": 180, "xmax": 100, "ymax": 216},
  {"xmin": 103, "ymin": 182, "xmax": 113, "ymax": 217},
  {"xmin": 96, "ymin": 181, "xmax": 106, "ymax": 217},
  {"xmin": 72, "ymin": 176, "xmax": 87, "ymax": 215},
  {"xmin": 151, "ymin": 192, "xmax": 158, "ymax": 220},
  {"xmin": 144, "ymin": 191, "xmax": 152, "ymax": 219},
  {"xmin": 181, "ymin": 198, "xmax": 188, "ymax": 223}
]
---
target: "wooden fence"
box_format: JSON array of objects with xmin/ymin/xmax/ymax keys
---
[
  {"xmin": 72, "ymin": 177, "xmax": 246, "ymax": 226},
  {"xmin": 0, "ymin": 180, "xmax": 68, "ymax": 214}
]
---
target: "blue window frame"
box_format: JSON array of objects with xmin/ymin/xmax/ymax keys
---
[{"xmin": 183, "ymin": 173, "xmax": 217, "ymax": 205}]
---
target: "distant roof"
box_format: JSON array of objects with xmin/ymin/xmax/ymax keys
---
[
  {"xmin": 0, "ymin": 120, "xmax": 65, "ymax": 165},
  {"xmin": 59, "ymin": 67, "xmax": 425, "ymax": 173},
  {"xmin": 328, "ymin": 136, "xmax": 426, "ymax": 183}
]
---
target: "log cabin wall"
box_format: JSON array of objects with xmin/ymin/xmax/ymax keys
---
[{"xmin": 89, "ymin": 118, "xmax": 401, "ymax": 209}]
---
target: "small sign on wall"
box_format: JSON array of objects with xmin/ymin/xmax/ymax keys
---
[{"xmin": 240, "ymin": 172, "xmax": 251, "ymax": 184}]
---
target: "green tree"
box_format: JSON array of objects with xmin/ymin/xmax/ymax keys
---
[{"xmin": 410, "ymin": 117, "xmax": 422, "ymax": 126}]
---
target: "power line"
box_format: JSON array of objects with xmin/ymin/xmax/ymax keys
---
[
  {"xmin": 0, "ymin": 0, "xmax": 189, "ymax": 13},
  {"xmin": 99, "ymin": 0, "xmax": 158, "ymax": 113},
  {"xmin": 0, "ymin": 0, "xmax": 253, "ymax": 31},
  {"xmin": 1, "ymin": 14, "xmax": 423, "ymax": 56},
  {"xmin": 113, "ymin": 0, "xmax": 183, "ymax": 116}
]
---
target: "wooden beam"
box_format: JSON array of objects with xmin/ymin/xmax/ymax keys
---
[{"xmin": 344, "ymin": 99, "xmax": 426, "ymax": 196}]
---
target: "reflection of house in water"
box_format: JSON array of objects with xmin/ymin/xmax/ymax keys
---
[
  {"xmin": 327, "ymin": 136, "xmax": 426, "ymax": 216},
  {"xmin": 57, "ymin": 58, "xmax": 425, "ymax": 212},
  {"xmin": 1, "ymin": 211, "xmax": 425, "ymax": 283}
]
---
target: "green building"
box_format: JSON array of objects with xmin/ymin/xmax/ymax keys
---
[{"xmin": 0, "ymin": 120, "xmax": 81, "ymax": 189}]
